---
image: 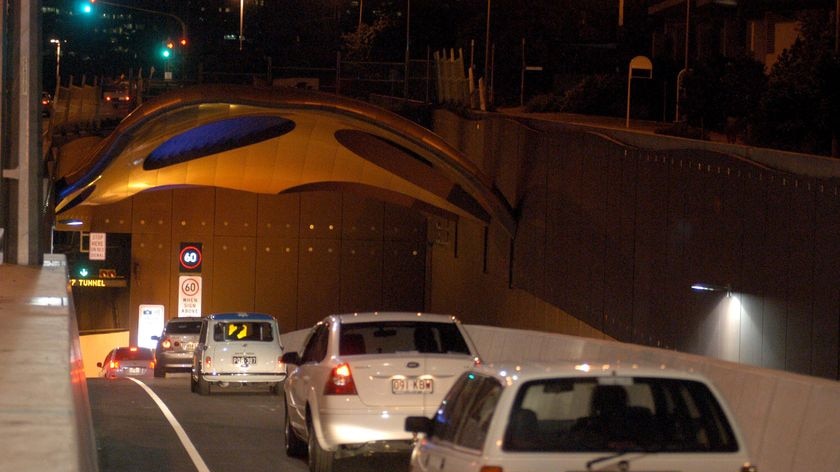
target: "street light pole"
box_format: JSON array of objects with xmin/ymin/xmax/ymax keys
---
[
  {"xmin": 240, "ymin": 0, "xmax": 245, "ymax": 51},
  {"xmin": 484, "ymin": 0, "xmax": 491, "ymax": 81},
  {"xmin": 50, "ymin": 39, "xmax": 61, "ymax": 86},
  {"xmin": 405, "ymin": 0, "xmax": 411, "ymax": 98}
]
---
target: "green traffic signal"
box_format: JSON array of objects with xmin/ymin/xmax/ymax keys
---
[{"xmin": 161, "ymin": 49, "xmax": 171, "ymax": 58}]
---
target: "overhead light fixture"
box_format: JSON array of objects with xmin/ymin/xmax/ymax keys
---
[
  {"xmin": 57, "ymin": 218, "xmax": 84, "ymax": 226},
  {"xmin": 691, "ymin": 283, "xmax": 732, "ymax": 296}
]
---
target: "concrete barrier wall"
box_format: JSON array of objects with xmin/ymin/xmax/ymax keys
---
[{"xmin": 279, "ymin": 323, "xmax": 840, "ymax": 472}]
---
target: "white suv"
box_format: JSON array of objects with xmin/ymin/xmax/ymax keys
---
[
  {"xmin": 190, "ymin": 312, "xmax": 286, "ymax": 395},
  {"xmin": 405, "ymin": 361, "xmax": 758, "ymax": 472},
  {"xmin": 282, "ymin": 312, "xmax": 481, "ymax": 472}
]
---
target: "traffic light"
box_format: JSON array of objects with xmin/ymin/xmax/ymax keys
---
[
  {"xmin": 180, "ymin": 38, "xmax": 187, "ymax": 47},
  {"xmin": 79, "ymin": 1, "xmax": 93, "ymax": 14}
]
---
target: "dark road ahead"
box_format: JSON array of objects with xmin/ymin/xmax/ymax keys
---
[{"xmin": 88, "ymin": 375, "xmax": 409, "ymax": 472}]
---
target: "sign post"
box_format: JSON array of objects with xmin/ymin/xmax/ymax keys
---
[
  {"xmin": 626, "ymin": 56, "xmax": 653, "ymax": 128},
  {"xmin": 138, "ymin": 305, "xmax": 165, "ymax": 349}
]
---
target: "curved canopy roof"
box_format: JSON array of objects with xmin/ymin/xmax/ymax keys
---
[{"xmin": 55, "ymin": 84, "xmax": 515, "ymax": 235}]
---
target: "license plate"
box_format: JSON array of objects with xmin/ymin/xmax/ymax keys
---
[
  {"xmin": 185, "ymin": 342, "xmax": 197, "ymax": 351},
  {"xmin": 233, "ymin": 356, "xmax": 257, "ymax": 366},
  {"xmin": 128, "ymin": 368, "xmax": 141, "ymax": 374},
  {"xmin": 391, "ymin": 377, "xmax": 433, "ymax": 394}
]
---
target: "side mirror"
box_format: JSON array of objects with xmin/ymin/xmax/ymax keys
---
[
  {"xmin": 96, "ymin": 362, "xmax": 103, "ymax": 368},
  {"xmin": 151, "ymin": 335, "xmax": 160, "ymax": 341},
  {"xmin": 281, "ymin": 351, "xmax": 300, "ymax": 365},
  {"xmin": 405, "ymin": 416, "xmax": 433, "ymax": 436}
]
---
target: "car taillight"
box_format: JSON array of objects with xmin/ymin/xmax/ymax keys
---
[
  {"xmin": 277, "ymin": 356, "xmax": 283, "ymax": 368},
  {"xmin": 741, "ymin": 464, "xmax": 758, "ymax": 472},
  {"xmin": 479, "ymin": 467, "xmax": 503, "ymax": 472},
  {"xmin": 109, "ymin": 360, "xmax": 119, "ymax": 369},
  {"xmin": 149, "ymin": 361, "xmax": 155, "ymax": 368},
  {"xmin": 161, "ymin": 338, "xmax": 172, "ymax": 350},
  {"xmin": 473, "ymin": 356, "xmax": 482, "ymax": 366},
  {"xmin": 324, "ymin": 363, "xmax": 357, "ymax": 395},
  {"xmin": 204, "ymin": 356, "xmax": 212, "ymax": 369}
]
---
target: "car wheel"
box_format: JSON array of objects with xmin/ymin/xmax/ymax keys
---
[
  {"xmin": 270, "ymin": 381, "xmax": 283, "ymax": 396},
  {"xmin": 197, "ymin": 375, "xmax": 211, "ymax": 395},
  {"xmin": 154, "ymin": 363, "xmax": 165, "ymax": 378},
  {"xmin": 307, "ymin": 417, "xmax": 335, "ymax": 472},
  {"xmin": 284, "ymin": 401, "xmax": 307, "ymax": 458},
  {"xmin": 190, "ymin": 374, "xmax": 197, "ymax": 393}
]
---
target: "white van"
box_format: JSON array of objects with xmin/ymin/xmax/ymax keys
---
[{"xmin": 191, "ymin": 312, "xmax": 286, "ymax": 395}]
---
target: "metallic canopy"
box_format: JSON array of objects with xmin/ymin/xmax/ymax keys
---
[{"xmin": 54, "ymin": 84, "xmax": 515, "ymax": 235}]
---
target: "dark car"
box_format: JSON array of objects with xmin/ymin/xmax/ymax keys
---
[
  {"xmin": 97, "ymin": 347, "xmax": 156, "ymax": 379},
  {"xmin": 152, "ymin": 317, "xmax": 203, "ymax": 377}
]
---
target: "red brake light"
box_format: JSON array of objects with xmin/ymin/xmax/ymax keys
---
[
  {"xmin": 149, "ymin": 361, "xmax": 155, "ymax": 368},
  {"xmin": 109, "ymin": 360, "xmax": 119, "ymax": 369},
  {"xmin": 204, "ymin": 356, "xmax": 212, "ymax": 369},
  {"xmin": 129, "ymin": 347, "xmax": 138, "ymax": 352},
  {"xmin": 324, "ymin": 363, "xmax": 357, "ymax": 395}
]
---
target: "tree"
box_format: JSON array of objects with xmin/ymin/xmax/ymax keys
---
[
  {"xmin": 750, "ymin": 10, "xmax": 840, "ymax": 155},
  {"xmin": 682, "ymin": 55, "xmax": 766, "ymax": 133}
]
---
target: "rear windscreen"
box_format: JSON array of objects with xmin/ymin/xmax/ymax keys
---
[
  {"xmin": 114, "ymin": 348, "xmax": 154, "ymax": 360},
  {"xmin": 503, "ymin": 376, "xmax": 739, "ymax": 453},
  {"xmin": 213, "ymin": 321, "xmax": 274, "ymax": 342},
  {"xmin": 338, "ymin": 321, "xmax": 470, "ymax": 356},
  {"xmin": 166, "ymin": 321, "xmax": 202, "ymax": 334}
]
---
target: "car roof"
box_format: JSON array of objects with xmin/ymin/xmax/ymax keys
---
[
  {"xmin": 471, "ymin": 361, "xmax": 713, "ymax": 385},
  {"xmin": 167, "ymin": 317, "xmax": 203, "ymax": 323},
  {"xmin": 331, "ymin": 312, "xmax": 461, "ymax": 324},
  {"xmin": 206, "ymin": 312, "xmax": 275, "ymax": 321}
]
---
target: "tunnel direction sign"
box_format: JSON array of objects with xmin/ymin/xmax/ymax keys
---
[{"xmin": 178, "ymin": 275, "xmax": 202, "ymax": 317}]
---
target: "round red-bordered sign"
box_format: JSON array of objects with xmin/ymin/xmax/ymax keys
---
[{"xmin": 179, "ymin": 245, "xmax": 202, "ymax": 271}]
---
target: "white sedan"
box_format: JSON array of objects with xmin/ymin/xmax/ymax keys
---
[
  {"xmin": 282, "ymin": 312, "xmax": 481, "ymax": 472},
  {"xmin": 405, "ymin": 361, "xmax": 758, "ymax": 472}
]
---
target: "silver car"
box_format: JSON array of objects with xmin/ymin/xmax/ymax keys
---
[
  {"xmin": 282, "ymin": 312, "xmax": 481, "ymax": 472},
  {"xmin": 152, "ymin": 317, "xmax": 203, "ymax": 377}
]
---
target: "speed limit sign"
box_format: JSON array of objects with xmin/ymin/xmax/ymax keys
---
[
  {"xmin": 178, "ymin": 275, "xmax": 202, "ymax": 317},
  {"xmin": 179, "ymin": 242, "xmax": 203, "ymax": 272}
]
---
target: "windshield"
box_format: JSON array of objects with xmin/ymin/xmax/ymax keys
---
[
  {"xmin": 166, "ymin": 320, "xmax": 202, "ymax": 334},
  {"xmin": 338, "ymin": 321, "xmax": 470, "ymax": 355},
  {"xmin": 113, "ymin": 348, "xmax": 154, "ymax": 361},
  {"xmin": 213, "ymin": 321, "xmax": 275, "ymax": 342},
  {"xmin": 503, "ymin": 376, "xmax": 738, "ymax": 453}
]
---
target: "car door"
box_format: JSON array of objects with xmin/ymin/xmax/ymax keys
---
[
  {"xmin": 286, "ymin": 323, "xmax": 329, "ymax": 432},
  {"xmin": 414, "ymin": 373, "xmax": 502, "ymax": 472}
]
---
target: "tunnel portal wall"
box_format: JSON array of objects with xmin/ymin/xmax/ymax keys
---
[{"xmin": 432, "ymin": 110, "xmax": 840, "ymax": 381}]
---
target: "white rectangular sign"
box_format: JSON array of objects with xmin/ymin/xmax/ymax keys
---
[
  {"xmin": 138, "ymin": 305, "xmax": 165, "ymax": 350},
  {"xmin": 89, "ymin": 232, "xmax": 106, "ymax": 260},
  {"xmin": 178, "ymin": 275, "xmax": 202, "ymax": 317}
]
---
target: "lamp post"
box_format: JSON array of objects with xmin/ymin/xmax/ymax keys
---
[
  {"xmin": 239, "ymin": 0, "xmax": 245, "ymax": 51},
  {"xmin": 405, "ymin": 0, "xmax": 411, "ymax": 98},
  {"xmin": 50, "ymin": 38, "xmax": 61, "ymax": 86}
]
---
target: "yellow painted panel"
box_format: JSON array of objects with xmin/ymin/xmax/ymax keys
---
[{"xmin": 214, "ymin": 189, "xmax": 257, "ymax": 237}]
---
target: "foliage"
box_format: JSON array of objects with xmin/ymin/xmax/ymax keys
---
[
  {"xmin": 340, "ymin": 18, "xmax": 395, "ymax": 62},
  {"xmin": 681, "ymin": 55, "xmax": 766, "ymax": 132},
  {"xmin": 525, "ymin": 73, "xmax": 624, "ymax": 117},
  {"xmin": 749, "ymin": 11, "xmax": 840, "ymax": 155}
]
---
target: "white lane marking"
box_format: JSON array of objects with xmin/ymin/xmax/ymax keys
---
[{"xmin": 128, "ymin": 377, "xmax": 211, "ymax": 472}]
